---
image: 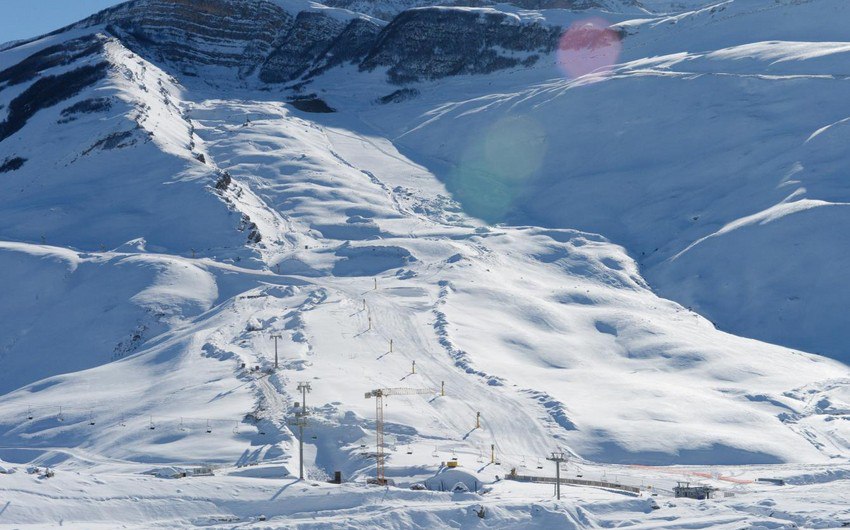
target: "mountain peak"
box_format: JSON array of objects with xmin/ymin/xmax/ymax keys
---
[{"xmin": 5, "ymin": 0, "xmax": 651, "ymax": 89}]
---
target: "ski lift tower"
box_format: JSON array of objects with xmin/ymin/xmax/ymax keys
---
[{"xmin": 547, "ymin": 451, "xmax": 567, "ymax": 500}]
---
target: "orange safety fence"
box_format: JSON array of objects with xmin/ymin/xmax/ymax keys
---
[{"xmin": 629, "ymin": 465, "xmax": 753, "ymax": 484}]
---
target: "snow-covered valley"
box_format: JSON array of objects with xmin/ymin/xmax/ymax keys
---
[{"xmin": 0, "ymin": 0, "xmax": 848, "ymax": 527}]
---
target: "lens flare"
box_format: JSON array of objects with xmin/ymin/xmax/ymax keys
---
[
  {"xmin": 450, "ymin": 115, "xmax": 546, "ymax": 220},
  {"xmin": 557, "ymin": 18, "xmax": 622, "ymax": 79}
]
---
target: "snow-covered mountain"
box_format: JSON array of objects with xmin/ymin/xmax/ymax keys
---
[{"xmin": 0, "ymin": 0, "xmax": 848, "ymax": 527}]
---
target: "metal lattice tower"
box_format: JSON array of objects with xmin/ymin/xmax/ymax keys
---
[{"xmin": 365, "ymin": 387, "xmax": 434, "ymax": 484}]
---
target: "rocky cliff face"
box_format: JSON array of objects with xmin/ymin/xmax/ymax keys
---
[
  {"xmin": 259, "ymin": 11, "xmax": 365, "ymax": 84},
  {"xmin": 320, "ymin": 0, "xmax": 487, "ymax": 21},
  {"xmin": 361, "ymin": 8, "xmax": 561, "ymax": 83},
  {"xmin": 508, "ymin": 0, "xmax": 639, "ymax": 9},
  {"xmin": 89, "ymin": 0, "xmax": 290, "ymax": 78},
  {"xmin": 64, "ymin": 0, "xmax": 569, "ymax": 86},
  {"xmin": 303, "ymin": 17, "xmax": 384, "ymax": 79},
  {"xmin": 321, "ymin": 0, "xmax": 640, "ymax": 21},
  {"xmin": 0, "ymin": 34, "xmax": 111, "ymax": 142},
  {"xmin": 81, "ymin": 0, "xmax": 384, "ymax": 84}
]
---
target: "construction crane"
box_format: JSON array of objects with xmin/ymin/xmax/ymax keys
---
[{"xmin": 365, "ymin": 387, "xmax": 434, "ymax": 484}]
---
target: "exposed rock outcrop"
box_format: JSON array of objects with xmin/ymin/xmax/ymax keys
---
[
  {"xmin": 75, "ymin": 0, "xmax": 567, "ymax": 85},
  {"xmin": 0, "ymin": 34, "xmax": 105, "ymax": 87},
  {"xmin": 0, "ymin": 62, "xmax": 110, "ymax": 142},
  {"xmin": 322, "ymin": 0, "xmax": 638, "ymax": 21},
  {"xmin": 5, "ymin": 0, "xmax": 604, "ymax": 89},
  {"xmin": 304, "ymin": 17, "xmax": 384, "ymax": 78},
  {"xmin": 0, "ymin": 156, "xmax": 25, "ymax": 173},
  {"xmin": 92, "ymin": 0, "xmax": 290, "ymax": 78},
  {"xmin": 361, "ymin": 8, "xmax": 560, "ymax": 83},
  {"xmin": 259, "ymin": 11, "xmax": 347, "ymax": 83}
]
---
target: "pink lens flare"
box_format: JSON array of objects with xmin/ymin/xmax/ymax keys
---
[{"xmin": 557, "ymin": 18, "xmax": 622, "ymax": 79}]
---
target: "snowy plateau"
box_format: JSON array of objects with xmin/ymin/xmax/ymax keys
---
[{"xmin": 0, "ymin": 0, "xmax": 849, "ymax": 527}]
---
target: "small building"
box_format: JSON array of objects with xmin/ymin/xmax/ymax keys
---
[{"xmin": 673, "ymin": 482, "xmax": 715, "ymax": 500}]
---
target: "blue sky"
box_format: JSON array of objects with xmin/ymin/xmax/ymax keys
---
[{"xmin": 1, "ymin": 1, "xmax": 123, "ymax": 44}]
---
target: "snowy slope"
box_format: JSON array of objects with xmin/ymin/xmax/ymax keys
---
[
  {"xmin": 333, "ymin": 0, "xmax": 850, "ymax": 361},
  {"xmin": 1, "ymin": 68, "xmax": 846, "ymax": 465},
  {"xmin": 0, "ymin": 32, "xmax": 256, "ymax": 257},
  {"xmin": 0, "ymin": 0, "xmax": 848, "ymax": 527}
]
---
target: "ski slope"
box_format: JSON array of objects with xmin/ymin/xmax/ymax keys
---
[{"xmin": 0, "ymin": 0, "xmax": 848, "ymax": 527}]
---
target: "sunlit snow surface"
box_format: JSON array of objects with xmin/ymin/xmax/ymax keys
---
[{"xmin": 0, "ymin": 0, "xmax": 848, "ymax": 527}]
